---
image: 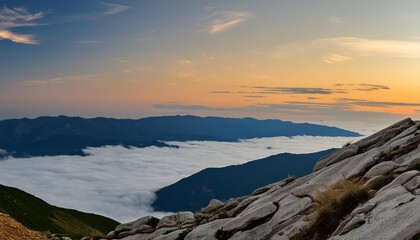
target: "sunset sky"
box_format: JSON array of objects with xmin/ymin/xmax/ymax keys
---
[{"xmin": 1, "ymin": 0, "xmax": 419, "ymax": 124}]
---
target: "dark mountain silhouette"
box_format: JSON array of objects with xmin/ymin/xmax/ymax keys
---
[
  {"xmin": 152, "ymin": 149, "xmax": 335, "ymax": 212},
  {"xmin": 0, "ymin": 115, "xmax": 359, "ymax": 158}
]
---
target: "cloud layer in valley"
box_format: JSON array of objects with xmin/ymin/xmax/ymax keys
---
[{"xmin": 0, "ymin": 136, "xmax": 363, "ymax": 222}]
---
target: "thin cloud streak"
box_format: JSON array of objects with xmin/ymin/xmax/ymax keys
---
[
  {"xmin": 275, "ymin": 37, "xmax": 420, "ymax": 60},
  {"xmin": 19, "ymin": 77, "xmax": 62, "ymax": 86},
  {"xmin": 204, "ymin": 11, "xmax": 252, "ymax": 34},
  {"xmin": 244, "ymin": 86, "xmax": 346, "ymax": 95},
  {"xmin": 101, "ymin": 2, "xmax": 131, "ymax": 16},
  {"xmin": 153, "ymin": 100, "xmax": 405, "ymax": 122},
  {"xmin": 335, "ymin": 83, "xmax": 390, "ymax": 92},
  {"xmin": 323, "ymin": 54, "xmax": 352, "ymax": 64},
  {"xmin": 336, "ymin": 98, "xmax": 420, "ymax": 108},
  {"xmin": 0, "ymin": 7, "xmax": 44, "ymax": 28},
  {"xmin": 320, "ymin": 37, "xmax": 420, "ymax": 58},
  {"xmin": 65, "ymin": 2, "xmax": 130, "ymax": 21},
  {"xmin": 0, "ymin": 29, "xmax": 39, "ymax": 44},
  {"xmin": 0, "ymin": 7, "xmax": 44, "ymax": 44}
]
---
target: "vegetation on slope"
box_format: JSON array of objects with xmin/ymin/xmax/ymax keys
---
[{"xmin": 0, "ymin": 184, "xmax": 119, "ymax": 239}]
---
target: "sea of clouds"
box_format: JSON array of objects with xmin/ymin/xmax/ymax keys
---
[{"xmin": 0, "ymin": 136, "xmax": 364, "ymax": 222}]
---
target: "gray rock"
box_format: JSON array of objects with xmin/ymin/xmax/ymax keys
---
[
  {"xmin": 376, "ymin": 170, "xmax": 419, "ymax": 195},
  {"xmin": 222, "ymin": 202, "xmax": 278, "ymax": 232},
  {"xmin": 201, "ymin": 199, "xmax": 225, "ymax": 214},
  {"xmin": 403, "ymin": 176, "xmax": 420, "ymax": 192},
  {"xmin": 185, "ymin": 219, "xmax": 230, "ymax": 240},
  {"xmin": 339, "ymin": 213, "xmax": 366, "ymax": 235},
  {"xmin": 156, "ymin": 212, "xmax": 194, "ymax": 229},
  {"xmin": 364, "ymin": 175, "xmax": 388, "ymax": 189},
  {"xmin": 154, "ymin": 229, "xmax": 187, "ymax": 240},
  {"xmin": 364, "ymin": 161, "xmax": 397, "ymax": 178},
  {"xmin": 314, "ymin": 144, "xmax": 359, "ymax": 171}
]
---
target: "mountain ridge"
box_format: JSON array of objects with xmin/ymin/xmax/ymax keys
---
[
  {"xmin": 0, "ymin": 115, "xmax": 360, "ymax": 158},
  {"xmin": 152, "ymin": 149, "xmax": 336, "ymax": 212}
]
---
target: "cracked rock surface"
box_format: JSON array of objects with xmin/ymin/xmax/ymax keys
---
[{"xmin": 104, "ymin": 118, "xmax": 420, "ymax": 240}]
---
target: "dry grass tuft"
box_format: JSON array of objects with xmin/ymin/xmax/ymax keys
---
[
  {"xmin": 292, "ymin": 178, "xmax": 370, "ymax": 240},
  {"xmin": 284, "ymin": 175, "xmax": 296, "ymax": 185}
]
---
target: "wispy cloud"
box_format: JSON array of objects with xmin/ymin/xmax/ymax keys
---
[
  {"xmin": 18, "ymin": 74, "xmax": 101, "ymax": 86},
  {"xmin": 178, "ymin": 59, "xmax": 192, "ymax": 65},
  {"xmin": 153, "ymin": 102, "xmax": 403, "ymax": 122},
  {"xmin": 0, "ymin": 7, "xmax": 44, "ymax": 28},
  {"xmin": 66, "ymin": 2, "xmax": 130, "ymax": 21},
  {"xmin": 0, "ymin": 30, "xmax": 38, "ymax": 44},
  {"xmin": 100, "ymin": 2, "xmax": 130, "ymax": 16},
  {"xmin": 244, "ymin": 86, "xmax": 347, "ymax": 95},
  {"xmin": 336, "ymin": 98, "xmax": 420, "ymax": 108},
  {"xmin": 203, "ymin": 10, "xmax": 252, "ymax": 34},
  {"xmin": 320, "ymin": 37, "xmax": 420, "ymax": 58},
  {"xmin": 275, "ymin": 37, "xmax": 420, "ymax": 61},
  {"xmin": 133, "ymin": 29, "xmax": 158, "ymax": 42},
  {"xmin": 244, "ymin": 95, "xmax": 266, "ymax": 98},
  {"xmin": 0, "ymin": 7, "xmax": 44, "ymax": 44},
  {"xmin": 19, "ymin": 77, "xmax": 63, "ymax": 86},
  {"xmin": 323, "ymin": 54, "xmax": 352, "ymax": 64},
  {"xmin": 335, "ymin": 83, "xmax": 390, "ymax": 92}
]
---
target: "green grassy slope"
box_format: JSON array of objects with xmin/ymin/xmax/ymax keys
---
[{"xmin": 0, "ymin": 184, "xmax": 119, "ymax": 239}]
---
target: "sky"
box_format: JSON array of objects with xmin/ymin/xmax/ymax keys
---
[
  {"xmin": 0, "ymin": 135, "xmax": 363, "ymax": 222},
  {"xmin": 0, "ymin": 0, "xmax": 420, "ymax": 124}
]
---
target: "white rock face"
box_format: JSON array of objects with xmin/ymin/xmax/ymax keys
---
[{"xmin": 105, "ymin": 118, "xmax": 420, "ymax": 240}]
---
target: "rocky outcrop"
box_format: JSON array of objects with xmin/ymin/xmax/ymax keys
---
[{"xmin": 104, "ymin": 119, "xmax": 420, "ymax": 240}]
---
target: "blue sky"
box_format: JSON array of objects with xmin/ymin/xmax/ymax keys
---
[{"xmin": 1, "ymin": 0, "xmax": 420, "ymax": 123}]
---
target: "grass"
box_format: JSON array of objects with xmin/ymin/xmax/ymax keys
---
[
  {"xmin": 292, "ymin": 178, "xmax": 370, "ymax": 240},
  {"xmin": 284, "ymin": 175, "xmax": 296, "ymax": 185},
  {"xmin": 0, "ymin": 184, "xmax": 119, "ymax": 239}
]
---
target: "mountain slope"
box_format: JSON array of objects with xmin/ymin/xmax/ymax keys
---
[
  {"xmin": 0, "ymin": 115, "xmax": 360, "ymax": 158},
  {"xmin": 0, "ymin": 184, "xmax": 119, "ymax": 239},
  {"xmin": 153, "ymin": 149, "xmax": 335, "ymax": 212},
  {"xmin": 104, "ymin": 118, "xmax": 420, "ymax": 240}
]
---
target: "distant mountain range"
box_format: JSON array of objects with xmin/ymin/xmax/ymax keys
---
[
  {"xmin": 0, "ymin": 115, "xmax": 359, "ymax": 158},
  {"xmin": 152, "ymin": 149, "xmax": 335, "ymax": 212},
  {"xmin": 0, "ymin": 184, "xmax": 119, "ymax": 239}
]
